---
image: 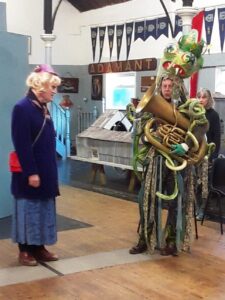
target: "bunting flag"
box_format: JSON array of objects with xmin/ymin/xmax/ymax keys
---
[
  {"xmin": 156, "ymin": 17, "xmax": 169, "ymax": 39},
  {"xmin": 204, "ymin": 9, "xmax": 215, "ymax": 47},
  {"xmin": 107, "ymin": 25, "xmax": 115, "ymax": 60},
  {"xmin": 134, "ymin": 21, "xmax": 145, "ymax": 41},
  {"xmin": 98, "ymin": 26, "xmax": 106, "ymax": 62},
  {"xmin": 174, "ymin": 15, "xmax": 182, "ymax": 37},
  {"xmin": 126, "ymin": 22, "xmax": 134, "ymax": 60},
  {"xmin": 91, "ymin": 27, "xmax": 98, "ymax": 62},
  {"xmin": 190, "ymin": 11, "xmax": 204, "ymax": 98},
  {"xmin": 116, "ymin": 24, "xmax": 124, "ymax": 61},
  {"xmin": 145, "ymin": 19, "xmax": 157, "ymax": 40},
  {"xmin": 218, "ymin": 8, "xmax": 225, "ymax": 52}
]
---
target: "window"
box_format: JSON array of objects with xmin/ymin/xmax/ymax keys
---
[
  {"xmin": 105, "ymin": 72, "xmax": 136, "ymax": 110},
  {"xmin": 215, "ymin": 67, "xmax": 225, "ymax": 94}
]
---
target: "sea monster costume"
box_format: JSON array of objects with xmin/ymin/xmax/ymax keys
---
[{"xmin": 129, "ymin": 30, "xmax": 215, "ymax": 254}]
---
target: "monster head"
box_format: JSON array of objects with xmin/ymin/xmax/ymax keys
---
[{"xmin": 159, "ymin": 29, "xmax": 205, "ymax": 79}]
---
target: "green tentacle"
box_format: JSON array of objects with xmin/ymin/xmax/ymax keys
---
[{"xmin": 156, "ymin": 150, "xmax": 179, "ymax": 200}]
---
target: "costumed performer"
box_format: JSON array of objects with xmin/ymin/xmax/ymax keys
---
[{"xmin": 129, "ymin": 30, "xmax": 215, "ymax": 256}]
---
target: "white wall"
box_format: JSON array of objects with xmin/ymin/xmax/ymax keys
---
[
  {"xmin": 4, "ymin": 0, "xmax": 82, "ymax": 64},
  {"xmin": 3, "ymin": 0, "xmax": 225, "ymax": 65}
]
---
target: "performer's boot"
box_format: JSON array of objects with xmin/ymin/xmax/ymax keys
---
[
  {"xmin": 129, "ymin": 236, "xmax": 147, "ymax": 254},
  {"xmin": 160, "ymin": 242, "xmax": 178, "ymax": 256},
  {"xmin": 160, "ymin": 234, "xmax": 178, "ymax": 256}
]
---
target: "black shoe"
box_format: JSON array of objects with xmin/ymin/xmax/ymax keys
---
[
  {"xmin": 160, "ymin": 244, "xmax": 178, "ymax": 256},
  {"xmin": 129, "ymin": 239, "xmax": 147, "ymax": 254}
]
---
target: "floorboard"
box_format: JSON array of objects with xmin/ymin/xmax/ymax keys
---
[{"xmin": 0, "ymin": 184, "xmax": 224, "ymax": 299}]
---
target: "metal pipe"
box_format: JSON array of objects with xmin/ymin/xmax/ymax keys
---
[
  {"xmin": 44, "ymin": 0, "xmax": 53, "ymax": 34},
  {"xmin": 182, "ymin": 0, "xmax": 193, "ymax": 6}
]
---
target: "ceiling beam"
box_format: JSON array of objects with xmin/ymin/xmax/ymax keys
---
[{"xmin": 67, "ymin": 0, "xmax": 131, "ymax": 13}]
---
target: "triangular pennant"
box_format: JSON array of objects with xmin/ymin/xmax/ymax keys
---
[
  {"xmin": 107, "ymin": 25, "xmax": 115, "ymax": 60},
  {"xmin": 204, "ymin": 9, "xmax": 215, "ymax": 47},
  {"xmin": 91, "ymin": 27, "xmax": 98, "ymax": 62},
  {"xmin": 218, "ymin": 8, "xmax": 225, "ymax": 52},
  {"xmin": 99, "ymin": 26, "xmax": 106, "ymax": 62},
  {"xmin": 116, "ymin": 24, "xmax": 124, "ymax": 61},
  {"xmin": 126, "ymin": 22, "xmax": 134, "ymax": 60}
]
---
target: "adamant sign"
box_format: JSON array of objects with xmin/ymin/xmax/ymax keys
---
[{"xmin": 88, "ymin": 58, "xmax": 157, "ymax": 74}]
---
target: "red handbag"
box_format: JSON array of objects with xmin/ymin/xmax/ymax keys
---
[
  {"xmin": 9, "ymin": 151, "xmax": 22, "ymax": 172},
  {"xmin": 9, "ymin": 116, "xmax": 47, "ymax": 173}
]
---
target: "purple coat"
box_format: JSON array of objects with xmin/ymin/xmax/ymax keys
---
[{"xmin": 11, "ymin": 91, "xmax": 59, "ymax": 199}]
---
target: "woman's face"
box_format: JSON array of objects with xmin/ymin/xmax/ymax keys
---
[
  {"xmin": 198, "ymin": 92, "xmax": 208, "ymax": 108},
  {"xmin": 40, "ymin": 83, "xmax": 58, "ymax": 103}
]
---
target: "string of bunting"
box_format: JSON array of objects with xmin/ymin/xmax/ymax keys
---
[{"xmin": 90, "ymin": 6, "xmax": 225, "ymax": 63}]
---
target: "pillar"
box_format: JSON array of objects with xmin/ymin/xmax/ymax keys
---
[{"xmin": 40, "ymin": 33, "xmax": 56, "ymax": 65}]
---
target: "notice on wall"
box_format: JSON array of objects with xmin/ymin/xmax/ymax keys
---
[{"xmin": 141, "ymin": 76, "xmax": 156, "ymax": 92}]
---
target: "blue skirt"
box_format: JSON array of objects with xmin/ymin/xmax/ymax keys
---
[{"xmin": 12, "ymin": 197, "xmax": 57, "ymax": 245}]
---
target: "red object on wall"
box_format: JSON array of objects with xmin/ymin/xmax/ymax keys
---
[
  {"xmin": 190, "ymin": 10, "xmax": 204, "ymax": 98},
  {"xmin": 59, "ymin": 95, "xmax": 73, "ymax": 108}
]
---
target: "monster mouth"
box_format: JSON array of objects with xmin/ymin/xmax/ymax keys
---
[{"xmin": 163, "ymin": 61, "xmax": 185, "ymax": 77}]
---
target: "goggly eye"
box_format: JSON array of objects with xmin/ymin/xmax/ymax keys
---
[
  {"xmin": 164, "ymin": 44, "xmax": 177, "ymax": 54},
  {"xmin": 182, "ymin": 53, "xmax": 195, "ymax": 65}
]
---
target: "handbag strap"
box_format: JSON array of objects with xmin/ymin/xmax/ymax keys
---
[{"xmin": 32, "ymin": 117, "xmax": 47, "ymax": 147}]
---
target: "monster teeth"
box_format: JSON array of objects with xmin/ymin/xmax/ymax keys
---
[
  {"xmin": 166, "ymin": 62, "xmax": 171, "ymax": 69},
  {"xmin": 175, "ymin": 67, "xmax": 179, "ymax": 75}
]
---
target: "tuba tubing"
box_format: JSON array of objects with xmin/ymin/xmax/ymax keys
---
[
  {"xmin": 144, "ymin": 118, "xmax": 207, "ymax": 166},
  {"xmin": 137, "ymin": 83, "xmax": 207, "ymax": 166},
  {"xmin": 144, "ymin": 118, "xmax": 185, "ymax": 164}
]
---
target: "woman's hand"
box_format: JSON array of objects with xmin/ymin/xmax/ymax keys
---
[{"xmin": 28, "ymin": 174, "xmax": 40, "ymax": 188}]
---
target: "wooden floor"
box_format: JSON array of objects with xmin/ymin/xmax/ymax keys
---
[{"xmin": 0, "ymin": 185, "xmax": 225, "ymax": 299}]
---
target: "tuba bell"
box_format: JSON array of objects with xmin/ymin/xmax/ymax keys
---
[{"xmin": 136, "ymin": 83, "xmax": 208, "ymax": 170}]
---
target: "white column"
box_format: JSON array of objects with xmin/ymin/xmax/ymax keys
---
[
  {"xmin": 40, "ymin": 34, "xmax": 56, "ymax": 112},
  {"xmin": 40, "ymin": 33, "xmax": 56, "ymax": 65},
  {"xmin": 176, "ymin": 7, "xmax": 199, "ymax": 35}
]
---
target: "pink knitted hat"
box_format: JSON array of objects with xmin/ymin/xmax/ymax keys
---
[{"xmin": 34, "ymin": 64, "xmax": 58, "ymax": 75}]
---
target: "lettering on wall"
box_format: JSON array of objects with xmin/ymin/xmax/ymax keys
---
[{"xmin": 88, "ymin": 58, "xmax": 157, "ymax": 74}]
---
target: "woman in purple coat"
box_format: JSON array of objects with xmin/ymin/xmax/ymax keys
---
[{"xmin": 11, "ymin": 65, "xmax": 61, "ymax": 266}]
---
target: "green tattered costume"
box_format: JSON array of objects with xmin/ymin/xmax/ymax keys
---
[{"xmin": 129, "ymin": 30, "xmax": 215, "ymax": 253}]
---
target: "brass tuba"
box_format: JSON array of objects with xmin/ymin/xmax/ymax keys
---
[{"xmin": 136, "ymin": 83, "xmax": 208, "ymax": 170}]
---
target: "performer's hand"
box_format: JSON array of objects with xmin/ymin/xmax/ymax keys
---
[{"xmin": 170, "ymin": 143, "xmax": 189, "ymax": 156}]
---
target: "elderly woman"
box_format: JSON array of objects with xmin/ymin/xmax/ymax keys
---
[
  {"xmin": 197, "ymin": 88, "xmax": 221, "ymax": 160},
  {"xmin": 11, "ymin": 64, "xmax": 61, "ymax": 266},
  {"xmin": 195, "ymin": 88, "xmax": 221, "ymax": 220}
]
